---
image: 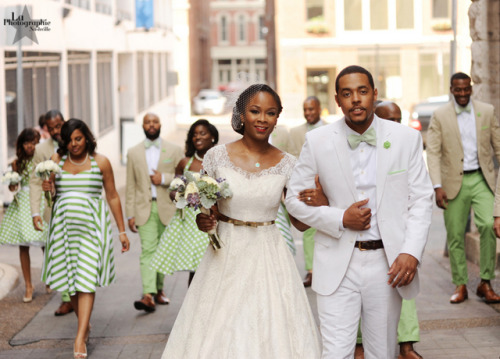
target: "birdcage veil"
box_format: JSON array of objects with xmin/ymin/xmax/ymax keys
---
[{"xmin": 225, "ymin": 73, "xmax": 282, "ymax": 135}]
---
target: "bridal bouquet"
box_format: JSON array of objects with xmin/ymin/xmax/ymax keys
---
[
  {"xmin": 170, "ymin": 171, "xmax": 232, "ymax": 250},
  {"xmin": 1, "ymin": 171, "xmax": 22, "ymax": 205},
  {"xmin": 35, "ymin": 160, "xmax": 61, "ymax": 207}
]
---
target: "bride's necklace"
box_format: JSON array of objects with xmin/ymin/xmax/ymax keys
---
[
  {"xmin": 194, "ymin": 151, "xmax": 203, "ymax": 162},
  {"xmin": 68, "ymin": 153, "xmax": 88, "ymax": 166}
]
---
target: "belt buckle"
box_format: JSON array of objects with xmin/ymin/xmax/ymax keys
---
[{"xmin": 357, "ymin": 242, "xmax": 367, "ymax": 251}]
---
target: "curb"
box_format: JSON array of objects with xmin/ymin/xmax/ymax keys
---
[{"xmin": 0, "ymin": 262, "xmax": 19, "ymax": 301}]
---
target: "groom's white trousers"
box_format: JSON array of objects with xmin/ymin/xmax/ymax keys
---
[{"xmin": 317, "ymin": 247, "xmax": 402, "ymax": 359}]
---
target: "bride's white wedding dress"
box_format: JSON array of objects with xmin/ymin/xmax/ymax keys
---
[{"xmin": 162, "ymin": 145, "xmax": 321, "ymax": 359}]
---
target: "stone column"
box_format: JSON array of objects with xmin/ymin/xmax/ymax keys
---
[{"xmin": 469, "ymin": 0, "xmax": 500, "ymax": 113}]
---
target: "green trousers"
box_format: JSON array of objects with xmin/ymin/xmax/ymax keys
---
[
  {"xmin": 303, "ymin": 227, "xmax": 316, "ymax": 271},
  {"xmin": 444, "ymin": 172, "xmax": 496, "ymax": 285},
  {"xmin": 357, "ymin": 299, "xmax": 420, "ymax": 344},
  {"xmin": 138, "ymin": 202, "xmax": 166, "ymax": 294}
]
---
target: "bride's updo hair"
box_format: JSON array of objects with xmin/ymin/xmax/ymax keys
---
[{"xmin": 231, "ymin": 84, "xmax": 283, "ymax": 135}]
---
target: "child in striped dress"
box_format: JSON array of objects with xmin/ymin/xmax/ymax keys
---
[{"xmin": 0, "ymin": 128, "xmax": 48, "ymax": 303}]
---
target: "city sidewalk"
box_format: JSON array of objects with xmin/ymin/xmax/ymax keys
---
[{"xmin": 0, "ymin": 123, "xmax": 499, "ymax": 358}]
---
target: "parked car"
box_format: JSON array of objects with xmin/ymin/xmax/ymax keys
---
[
  {"xmin": 411, "ymin": 95, "xmax": 449, "ymax": 146},
  {"xmin": 193, "ymin": 89, "xmax": 227, "ymax": 115}
]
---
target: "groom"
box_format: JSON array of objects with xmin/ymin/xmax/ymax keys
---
[{"xmin": 286, "ymin": 65, "xmax": 433, "ymax": 358}]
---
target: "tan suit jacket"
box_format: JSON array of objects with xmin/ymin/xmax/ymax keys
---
[
  {"xmin": 427, "ymin": 99, "xmax": 500, "ymax": 201},
  {"xmin": 289, "ymin": 121, "xmax": 327, "ymax": 158},
  {"xmin": 29, "ymin": 139, "xmax": 56, "ymax": 222},
  {"xmin": 125, "ymin": 139, "xmax": 183, "ymax": 226},
  {"xmin": 270, "ymin": 126, "xmax": 290, "ymax": 153}
]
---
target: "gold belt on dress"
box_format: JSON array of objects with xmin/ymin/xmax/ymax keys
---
[{"xmin": 218, "ymin": 213, "xmax": 275, "ymax": 228}]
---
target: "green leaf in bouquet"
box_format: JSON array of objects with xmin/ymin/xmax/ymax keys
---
[
  {"xmin": 200, "ymin": 194, "xmax": 216, "ymax": 209},
  {"xmin": 175, "ymin": 197, "xmax": 187, "ymax": 209}
]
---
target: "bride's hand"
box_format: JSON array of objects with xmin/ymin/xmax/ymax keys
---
[
  {"xmin": 196, "ymin": 212, "xmax": 217, "ymax": 233},
  {"xmin": 298, "ymin": 175, "xmax": 329, "ymax": 207}
]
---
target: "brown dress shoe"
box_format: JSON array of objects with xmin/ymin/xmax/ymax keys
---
[
  {"xmin": 398, "ymin": 342, "xmax": 423, "ymax": 359},
  {"xmin": 450, "ymin": 285, "xmax": 468, "ymax": 304},
  {"xmin": 476, "ymin": 281, "xmax": 500, "ymax": 303},
  {"xmin": 54, "ymin": 301, "xmax": 74, "ymax": 316},
  {"xmin": 134, "ymin": 295, "xmax": 156, "ymax": 312},
  {"xmin": 154, "ymin": 290, "xmax": 170, "ymax": 305},
  {"xmin": 354, "ymin": 343, "xmax": 364, "ymax": 359},
  {"xmin": 303, "ymin": 272, "xmax": 312, "ymax": 287}
]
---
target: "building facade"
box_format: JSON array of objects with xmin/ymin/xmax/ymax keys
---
[
  {"xmin": 0, "ymin": 0, "xmax": 185, "ymax": 202},
  {"xmin": 275, "ymin": 0, "xmax": 472, "ymax": 119},
  {"xmin": 209, "ymin": 0, "xmax": 267, "ymax": 91}
]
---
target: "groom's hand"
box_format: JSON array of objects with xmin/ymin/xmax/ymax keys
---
[
  {"xmin": 387, "ymin": 253, "xmax": 418, "ymax": 288},
  {"xmin": 342, "ymin": 199, "xmax": 371, "ymax": 230}
]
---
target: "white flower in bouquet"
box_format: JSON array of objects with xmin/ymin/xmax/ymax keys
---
[
  {"xmin": 1, "ymin": 171, "xmax": 21, "ymax": 185},
  {"xmin": 34, "ymin": 160, "xmax": 61, "ymax": 207},
  {"xmin": 200, "ymin": 175, "xmax": 219, "ymax": 187},
  {"xmin": 170, "ymin": 177, "xmax": 186, "ymax": 191}
]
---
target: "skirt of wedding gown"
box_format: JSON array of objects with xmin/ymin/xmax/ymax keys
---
[{"xmin": 161, "ymin": 221, "xmax": 322, "ymax": 359}]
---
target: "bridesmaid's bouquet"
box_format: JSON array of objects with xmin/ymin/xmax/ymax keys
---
[
  {"xmin": 35, "ymin": 160, "xmax": 61, "ymax": 207},
  {"xmin": 1, "ymin": 171, "xmax": 21, "ymax": 205},
  {"xmin": 170, "ymin": 171, "xmax": 232, "ymax": 250}
]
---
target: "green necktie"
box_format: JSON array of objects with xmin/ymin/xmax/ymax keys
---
[
  {"xmin": 347, "ymin": 127, "xmax": 377, "ymax": 149},
  {"xmin": 456, "ymin": 103, "xmax": 471, "ymax": 115},
  {"xmin": 144, "ymin": 139, "xmax": 160, "ymax": 149}
]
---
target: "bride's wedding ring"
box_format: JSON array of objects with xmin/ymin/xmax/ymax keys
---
[
  {"xmin": 307, "ymin": 197, "xmax": 311, "ymax": 201},
  {"xmin": 406, "ymin": 272, "xmax": 410, "ymax": 275}
]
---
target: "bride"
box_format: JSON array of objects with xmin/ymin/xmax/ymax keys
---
[{"xmin": 161, "ymin": 84, "xmax": 321, "ymax": 358}]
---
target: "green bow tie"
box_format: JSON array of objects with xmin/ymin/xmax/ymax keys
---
[
  {"xmin": 456, "ymin": 104, "xmax": 471, "ymax": 115},
  {"xmin": 347, "ymin": 127, "xmax": 377, "ymax": 149},
  {"xmin": 145, "ymin": 139, "xmax": 160, "ymax": 149}
]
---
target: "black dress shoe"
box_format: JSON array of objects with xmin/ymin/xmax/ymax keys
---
[
  {"xmin": 134, "ymin": 295, "xmax": 156, "ymax": 312},
  {"xmin": 303, "ymin": 272, "xmax": 312, "ymax": 287}
]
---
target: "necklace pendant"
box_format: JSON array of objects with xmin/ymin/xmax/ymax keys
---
[{"xmin": 255, "ymin": 162, "xmax": 260, "ymax": 168}]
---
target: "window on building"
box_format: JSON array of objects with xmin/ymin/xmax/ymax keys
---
[
  {"xmin": 220, "ymin": 15, "xmax": 228, "ymax": 42},
  {"xmin": 238, "ymin": 15, "xmax": 246, "ymax": 42},
  {"xmin": 95, "ymin": 0, "xmax": 111, "ymax": 14},
  {"xmin": 396, "ymin": 0, "xmax": 414, "ymax": 29},
  {"xmin": 359, "ymin": 53, "xmax": 401, "ymax": 100},
  {"xmin": 68, "ymin": 51, "xmax": 91, "ymax": 126},
  {"xmin": 137, "ymin": 53, "xmax": 145, "ymax": 112},
  {"xmin": 258, "ymin": 15, "xmax": 266, "ymax": 40},
  {"xmin": 148, "ymin": 52, "xmax": 156, "ymax": 106},
  {"xmin": 97, "ymin": 52, "xmax": 113, "ymax": 133},
  {"xmin": 4, "ymin": 52, "xmax": 61, "ymax": 157},
  {"xmin": 370, "ymin": 0, "xmax": 388, "ymax": 30},
  {"xmin": 344, "ymin": 0, "xmax": 362, "ymax": 30},
  {"xmin": 307, "ymin": 0, "xmax": 324, "ymax": 20},
  {"xmin": 432, "ymin": 0, "xmax": 450, "ymax": 18},
  {"xmin": 65, "ymin": 0, "xmax": 90, "ymax": 10},
  {"xmin": 419, "ymin": 53, "xmax": 450, "ymax": 99}
]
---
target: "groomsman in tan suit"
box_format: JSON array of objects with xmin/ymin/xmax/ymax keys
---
[
  {"xmin": 126, "ymin": 113, "xmax": 183, "ymax": 312},
  {"xmin": 30, "ymin": 109, "xmax": 74, "ymax": 316},
  {"xmin": 270, "ymin": 125, "xmax": 290, "ymax": 153},
  {"xmin": 289, "ymin": 96, "xmax": 326, "ymax": 287},
  {"xmin": 427, "ymin": 72, "xmax": 500, "ymax": 304}
]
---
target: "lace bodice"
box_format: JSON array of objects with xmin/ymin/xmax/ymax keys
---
[{"xmin": 203, "ymin": 145, "xmax": 296, "ymax": 222}]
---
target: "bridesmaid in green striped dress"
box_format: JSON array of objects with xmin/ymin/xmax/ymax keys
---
[{"xmin": 41, "ymin": 119, "xmax": 130, "ymax": 359}]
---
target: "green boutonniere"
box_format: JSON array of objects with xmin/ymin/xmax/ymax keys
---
[
  {"xmin": 162, "ymin": 149, "xmax": 166, "ymax": 153},
  {"xmin": 384, "ymin": 141, "xmax": 391, "ymax": 149},
  {"xmin": 477, "ymin": 112, "xmax": 481, "ymax": 117}
]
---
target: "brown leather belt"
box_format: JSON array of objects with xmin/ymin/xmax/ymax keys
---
[
  {"xmin": 355, "ymin": 240, "xmax": 384, "ymax": 251},
  {"xmin": 218, "ymin": 213, "xmax": 275, "ymax": 228}
]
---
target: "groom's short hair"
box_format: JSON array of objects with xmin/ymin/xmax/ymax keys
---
[{"xmin": 335, "ymin": 65, "xmax": 375, "ymax": 93}]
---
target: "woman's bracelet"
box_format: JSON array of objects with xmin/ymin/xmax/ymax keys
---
[{"xmin": 118, "ymin": 231, "xmax": 126, "ymax": 235}]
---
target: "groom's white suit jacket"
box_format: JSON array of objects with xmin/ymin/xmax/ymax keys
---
[{"xmin": 285, "ymin": 116, "xmax": 433, "ymax": 299}]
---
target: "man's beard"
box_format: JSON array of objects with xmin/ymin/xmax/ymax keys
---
[
  {"xmin": 51, "ymin": 134, "xmax": 62, "ymax": 144},
  {"xmin": 144, "ymin": 128, "xmax": 160, "ymax": 140}
]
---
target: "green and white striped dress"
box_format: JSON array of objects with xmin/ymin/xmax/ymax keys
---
[{"xmin": 42, "ymin": 155, "xmax": 115, "ymax": 295}]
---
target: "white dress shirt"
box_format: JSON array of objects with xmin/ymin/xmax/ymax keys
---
[
  {"xmin": 454, "ymin": 99, "xmax": 479, "ymax": 171},
  {"xmin": 342, "ymin": 120, "xmax": 382, "ymax": 241},
  {"xmin": 144, "ymin": 138, "xmax": 163, "ymax": 198}
]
